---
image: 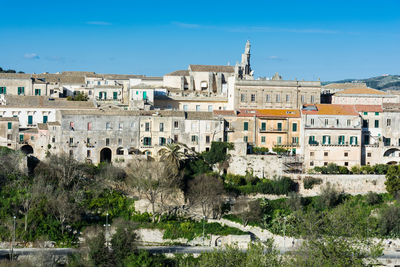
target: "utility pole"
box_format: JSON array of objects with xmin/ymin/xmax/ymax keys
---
[{"xmin": 104, "ymin": 213, "xmax": 111, "ymax": 249}]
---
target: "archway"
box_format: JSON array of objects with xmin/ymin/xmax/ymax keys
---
[
  {"xmin": 100, "ymin": 148, "xmax": 112, "ymax": 163},
  {"xmin": 116, "ymin": 147, "xmax": 124, "ymax": 155},
  {"xmin": 383, "ymin": 148, "xmax": 400, "ymax": 157},
  {"xmin": 387, "ymin": 161, "xmax": 397, "ymax": 165},
  {"xmin": 20, "ymin": 145, "xmax": 33, "ymax": 155}
]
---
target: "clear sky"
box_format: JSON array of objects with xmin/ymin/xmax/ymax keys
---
[{"xmin": 0, "ymin": 0, "xmax": 399, "ymax": 81}]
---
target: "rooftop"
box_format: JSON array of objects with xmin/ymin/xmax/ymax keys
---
[
  {"xmin": 0, "ymin": 117, "xmax": 19, "ymax": 122},
  {"xmin": 165, "ymin": 70, "xmax": 190, "ymax": 76},
  {"xmin": 238, "ymin": 109, "xmax": 300, "ymax": 118},
  {"xmin": 302, "ymin": 104, "xmax": 359, "ymax": 116},
  {"xmin": 323, "ymin": 82, "xmax": 367, "ymax": 89},
  {"xmin": 354, "ymin": 105, "xmax": 383, "ymax": 112},
  {"xmin": 213, "ymin": 110, "xmax": 237, "ymax": 117},
  {"xmin": 334, "ymin": 87, "xmax": 387, "ymax": 96},
  {"xmin": 189, "ymin": 65, "xmax": 235, "ymax": 73},
  {"xmin": 2, "ymin": 96, "xmax": 96, "ymax": 109}
]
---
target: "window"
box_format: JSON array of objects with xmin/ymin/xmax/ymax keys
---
[
  {"xmin": 7, "ymin": 122, "xmax": 12, "ymax": 129},
  {"xmin": 143, "ymin": 137, "xmax": 152, "ymax": 146},
  {"xmin": 286, "ymin": 94, "xmax": 290, "ymax": 102},
  {"xmin": 363, "ymin": 112, "xmax": 368, "ymax": 115},
  {"xmin": 106, "ymin": 122, "xmax": 111, "ymax": 130},
  {"xmin": 322, "ymin": 135, "xmax": 331, "ymax": 145},
  {"xmin": 324, "ymin": 152, "xmax": 328, "ymax": 157},
  {"xmin": 277, "ymin": 136, "xmax": 282, "ymax": 145},
  {"xmin": 324, "ymin": 119, "xmax": 328, "ymax": 126},
  {"xmin": 292, "ymin": 123, "xmax": 297, "ymax": 132},
  {"xmin": 183, "ymin": 105, "xmax": 188, "ymax": 111},
  {"xmin": 200, "ymin": 81, "xmax": 208, "ymax": 90},
  {"xmin": 244, "ymin": 122, "xmax": 249, "ymax": 131},
  {"xmin": 266, "ymin": 94, "xmax": 271, "ymax": 102},
  {"xmin": 251, "ymin": 94, "xmax": 256, "ymax": 102},
  {"xmin": 52, "ymin": 137, "xmax": 55, "ymax": 143},
  {"xmin": 145, "ymin": 122, "xmax": 150, "ymax": 132},
  {"xmin": 43, "ymin": 116, "xmax": 48, "ymax": 123},
  {"xmin": 364, "ymin": 135, "xmax": 370, "ymax": 145},
  {"xmin": 87, "ymin": 137, "xmax": 91, "ymax": 144},
  {"xmin": 310, "ymin": 161, "xmax": 314, "ymax": 166},
  {"xmin": 106, "ymin": 138, "xmax": 110, "ymax": 146},
  {"xmin": 174, "ymin": 135, "xmax": 178, "ymax": 142},
  {"xmin": 159, "ymin": 123, "xmax": 164, "ymax": 132},
  {"xmin": 261, "ymin": 136, "xmax": 266, "ymax": 144},
  {"xmin": 310, "ymin": 152, "xmax": 314, "ymax": 157},
  {"xmin": 344, "ymin": 162, "xmax": 349, "ymax": 166},
  {"xmin": 159, "ymin": 137, "xmax": 166, "ymax": 145},
  {"xmin": 87, "ymin": 150, "xmax": 91, "ymax": 157},
  {"xmin": 387, "ymin": 119, "xmax": 391, "ymax": 126},
  {"xmin": 311, "ymin": 95, "xmax": 315, "ymax": 103},
  {"xmin": 277, "ymin": 122, "xmax": 282, "ymax": 131},
  {"xmin": 276, "ymin": 94, "xmax": 281, "ymax": 102},
  {"xmin": 241, "ymin": 94, "xmax": 246, "ymax": 102},
  {"xmin": 119, "ymin": 123, "xmax": 123, "ymax": 130},
  {"xmin": 347, "ymin": 120, "xmax": 351, "ymax": 127},
  {"xmin": 69, "ymin": 137, "xmax": 74, "ymax": 144},
  {"xmin": 87, "ymin": 122, "xmax": 92, "ymax": 130},
  {"xmin": 31, "ymin": 136, "xmax": 34, "ymax": 141},
  {"xmin": 208, "ymin": 105, "xmax": 213, "ymax": 112},
  {"xmin": 375, "ymin": 112, "xmax": 379, "ymax": 116},
  {"xmin": 374, "ymin": 120, "xmax": 379, "ymax": 128},
  {"xmin": 261, "ymin": 122, "xmax": 266, "ymax": 131},
  {"xmin": 324, "ymin": 162, "xmax": 328, "ymax": 166},
  {"xmin": 301, "ymin": 95, "xmax": 305, "ymax": 103},
  {"xmin": 113, "ymin": 92, "xmax": 118, "ymax": 100},
  {"xmin": 191, "ymin": 135, "xmax": 198, "ymax": 143},
  {"xmin": 69, "ymin": 150, "xmax": 73, "ymax": 156},
  {"xmin": 367, "ymin": 152, "xmax": 371, "ymax": 157},
  {"xmin": 28, "ymin": 115, "xmax": 33, "ymax": 125},
  {"xmin": 196, "ymin": 105, "xmax": 200, "ymax": 111},
  {"xmin": 34, "ymin": 89, "xmax": 41, "ymax": 96},
  {"xmin": 7, "ymin": 134, "xmax": 12, "ymax": 140},
  {"xmin": 350, "ymin": 136, "xmax": 358, "ymax": 145},
  {"xmin": 338, "ymin": 135, "xmax": 345, "ymax": 145},
  {"xmin": 384, "ymin": 137, "xmax": 391, "ymax": 146},
  {"xmin": 206, "ymin": 135, "xmax": 210, "ymax": 144},
  {"xmin": 310, "ymin": 118, "xmax": 314, "ymax": 126},
  {"xmin": 18, "ymin": 87, "xmax": 24, "ymax": 95},
  {"xmin": 344, "ymin": 152, "xmax": 348, "ymax": 157},
  {"xmin": 118, "ymin": 138, "xmax": 122, "ymax": 145},
  {"xmin": 243, "ymin": 136, "xmax": 248, "ymax": 142},
  {"xmin": 292, "ymin": 137, "xmax": 299, "ymax": 144},
  {"xmin": 174, "ymin": 121, "xmax": 179, "ymax": 128},
  {"xmin": 0, "ymin": 87, "xmax": 6, "ymax": 94},
  {"xmin": 308, "ymin": 136, "xmax": 316, "ymax": 145},
  {"xmin": 362, "ymin": 119, "xmax": 369, "ymax": 128},
  {"xmin": 20, "ymin": 134, "xmax": 24, "ymax": 142},
  {"xmin": 336, "ymin": 119, "xmax": 339, "ymax": 126}
]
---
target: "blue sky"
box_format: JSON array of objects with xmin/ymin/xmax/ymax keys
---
[{"xmin": 0, "ymin": 0, "xmax": 399, "ymax": 81}]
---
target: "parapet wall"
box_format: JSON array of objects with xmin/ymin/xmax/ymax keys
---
[{"xmin": 293, "ymin": 174, "xmax": 387, "ymax": 196}]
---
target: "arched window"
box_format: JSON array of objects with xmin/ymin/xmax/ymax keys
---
[{"xmin": 200, "ymin": 81, "xmax": 208, "ymax": 90}]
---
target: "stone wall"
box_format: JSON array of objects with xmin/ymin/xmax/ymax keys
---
[
  {"xmin": 227, "ymin": 153, "xmax": 282, "ymax": 178},
  {"xmin": 293, "ymin": 174, "xmax": 387, "ymax": 196}
]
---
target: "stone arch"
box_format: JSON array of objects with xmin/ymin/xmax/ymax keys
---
[
  {"xmin": 116, "ymin": 147, "xmax": 124, "ymax": 155},
  {"xmin": 100, "ymin": 147, "xmax": 112, "ymax": 163},
  {"xmin": 387, "ymin": 161, "xmax": 398, "ymax": 165},
  {"xmin": 383, "ymin": 148, "xmax": 400, "ymax": 157},
  {"xmin": 20, "ymin": 145, "xmax": 34, "ymax": 155}
]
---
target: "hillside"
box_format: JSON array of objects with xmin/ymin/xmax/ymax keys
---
[{"xmin": 323, "ymin": 75, "xmax": 400, "ymax": 91}]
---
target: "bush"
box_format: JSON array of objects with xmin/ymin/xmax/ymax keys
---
[
  {"xmin": 252, "ymin": 147, "xmax": 269, "ymax": 154},
  {"xmin": 314, "ymin": 183, "xmax": 346, "ymax": 210},
  {"xmin": 378, "ymin": 205, "xmax": 400, "ymax": 237},
  {"xmin": 351, "ymin": 165, "xmax": 361, "ymax": 174},
  {"xmin": 365, "ymin": 191, "xmax": 382, "ymax": 206},
  {"xmin": 225, "ymin": 174, "xmax": 246, "ymax": 186},
  {"xmin": 66, "ymin": 93, "xmax": 88, "ymax": 101},
  {"xmin": 272, "ymin": 146, "xmax": 289, "ymax": 154},
  {"xmin": 202, "ymin": 142, "xmax": 234, "ymax": 164},
  {"xmin": 303, "ymin": 177, "xmax": 323, "ymax": 190}
]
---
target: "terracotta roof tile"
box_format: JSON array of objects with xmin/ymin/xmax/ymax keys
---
[
  {"xmin": 238, "ymin": 109, "xmax": 300, "ymax": 118},
  {"xmin": 302, "ymin": 104, "xmax": 359, "ymax": 116},
  {"xmin": 213, "ymin": 110, "xmax": 237, "ymax": 116},
  {"xmin": 335, "ymin": 88, "xmax": 387, "ymax": 95},
  {"xmin": 354, "ymin": 105, "xmax": 383, "ymax": 112}
]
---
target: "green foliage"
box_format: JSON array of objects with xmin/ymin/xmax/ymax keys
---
[
  {"xmin": 385, "ymin": 165, "xmax": 400, "ymax": 197},
  {"xmin": 123, "ymin": 250, "xmax": 175, "ymax": 267},
  {"xmin": 303, "ymin": 177, "xmax": 322, "ymax": 189},
  {"xmin": 225, "ymin": 174, "xmax": 246, "ymax": 186},
  {"xmin": 66, "ymin": 93, "xmax": 88, "ymax": 101},
  {"xmin": 378, "ymin": 204, "xmax": 400, "ymax": 237},
  {"xmin": 202, "ymin": 142, "xmax": 234, "ymax": 165},
  {"xmin": 313, "ymin": 163, "xmax": 391, "ymax": 175},
  {"xmin": 232, "ymin": 176, "xmax": 297, "ymax": 195},
  {"xmin": 87, "ymin": 232, "xmax": 114, "ymax": 267},
  {"xmin": 272, "ymin": 146, "xmax": 289, "ymax": 154},
  {"xmin": 252, "ymin": 146, "xmax": 269, "ymax": 154},
  {"xmin": 110, "ymin": 222, "xmax": 138, "ymax": 263}
]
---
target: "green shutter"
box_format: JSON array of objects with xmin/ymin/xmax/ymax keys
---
[
  {"xmin": 28, "ymin": 115, "xmax": 33, "ymax": 125},
  {"xmin": 113, "ymin": 92, "xmax": 118, "ymax": 100},
  {"xmin": 261, "ymin": 122, "xmax": 266, "ymax": 131},
  {"xmin": 292, "ymin": 123, "xmax": 297, "ymax": 132},
  {"xmin": 19, "ymin": 134, "xmax": 24, "ymax": 142},
  {"xmin": 328, "ymin": 136, "xmax": 331, "ymax": 144},
  {"xmin": 322, "ymin": 136, "xmax": 326, "ymax": 144},
  {"xmin": 277, "ymin": 123, "xmax": 282, "ymax": 131},
  {"xmin": 7, "ymin": 122, "xmax": 12, "ymax": 129},
  {"xmin": 43, "ymin": 116, "xmax": 48, "ymax": 123},
  {"xmin": 244, "ymin": 122, "xmax": 248, "ymax": 131},
  {"xmin": 99, "ymin": 92, "xmax": 102, "ymax": 99},
  {"xmin": 104, "ymin": 92, "xmax": 107, "ymax": 99},
  {"xmin": 143, "ymin": 91, "xmax": 147, "ymax": 100}
]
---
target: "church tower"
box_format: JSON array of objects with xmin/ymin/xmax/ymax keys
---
[{"xmin": 236, "ymin": 40, "xmax": 253, "ymax": 79}]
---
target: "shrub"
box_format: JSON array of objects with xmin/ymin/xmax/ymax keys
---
[
  {"xmin": 373, "ymin": 164, "xmax": 389, "ymax": 175},
  {"xmin": 252, "ymin": 147, "xmax": 269, "ymax": 154},
  {"xmin": 203, "ymin": 142, "xmax": 234, "ymax": 164},
  {"xmin": 326, "ymin": 163, "xmax": 340, "ymax": 174},
  {"xmin": 272, "ymin": 146, "xmax": 289, "ymax": 154},
  {"xmin": 365, "ymin": 191, "xmax": 382, "ymax": 206},
  {"xmin": 303, "ymin": 177, "xmax": 323, "ymax": 190},
  {"xmin": 351, "ymin": 165, "xmax": 361, "ymax": 174},
  {"xmin": 378, "ymin": 205, "xmax": 400, "ymax": 237},
  {"xmin": 314, "ymin": 183, "xmax": 346, "ymax": 210}
]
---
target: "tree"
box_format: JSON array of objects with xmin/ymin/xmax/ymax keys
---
[
  {"xmin": 126, "ymin": 160, "xmax": 181, "ymax": 221},
  {"xmin": 232, "ymin": 199, "xmax": 262, "ymax": 226},
  {"xmin": 385, "ymin": 165, "xmax": 400, "ymax": 197},
  {"xmin": 187, "ymin": 174, "xmax": 225, "ymax": 219},
  {"xmin": 158, "ymin": 143, "xmax": 186, "ymax": 169},
  {"xmin": 110, "ymin": 220, "xmax": 138, "ymax": 262},
  {"xmin": 86, "ymin": 231, "xmax": 114, "ymax": 267}
]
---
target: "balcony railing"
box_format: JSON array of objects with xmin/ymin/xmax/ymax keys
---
[
  {"xmin": 273, "ymin": 142, "xmax": 299, "ymax": 147},
  {"xmin": 259, "ymin": 127, "xmax": 288, "ymax": 133}
]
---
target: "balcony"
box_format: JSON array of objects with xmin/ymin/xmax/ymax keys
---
[
  {"xmin": 86, "ymin": 143, "xmax": 95, "ymax": 148},
  {"xmin": 273, "ymin": 142, "xmax": 299, "ymax": 147},
  {"xmin": 69, "ymin": 143, "xmax": 78, "ymax": 148},
  {"xmin": 259, "ymin": 127, "xmax": 288, "ymax": 133}
]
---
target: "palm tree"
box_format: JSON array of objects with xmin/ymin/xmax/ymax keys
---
[{"xmin": 158, "ymin": 143, "xmax": 186, "ymax": 169}]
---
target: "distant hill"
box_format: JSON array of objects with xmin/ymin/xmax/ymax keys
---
[{"xmin": 323, "ymin": 75, "xmax": 400, "ymax": 91}]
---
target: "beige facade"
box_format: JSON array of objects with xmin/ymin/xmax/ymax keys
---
[
  {"xmin": 332, "ymin": 87, "xmax": 398, "ymax": 105},
  {"xmin": 301, "ymin": 104, "xmax": 362, "ymax": 169}
]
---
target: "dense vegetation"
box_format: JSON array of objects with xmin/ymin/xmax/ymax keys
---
[
  {"xmin": 309, "ymin": 163, "xmax": 390, "ymax": 175},
  {"xmin": 0, "ymin": 67, "xmax": 24, "ymax": 74}
]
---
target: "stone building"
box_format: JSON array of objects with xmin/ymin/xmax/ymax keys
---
[
  {"xmin": 301, "ymin": 104, "xmax": 362, "ymax": 169},
  {"xmin": 331, "ymin": 87, "xmax": 398, "ymax": 105}
]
